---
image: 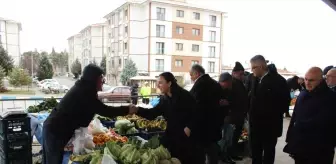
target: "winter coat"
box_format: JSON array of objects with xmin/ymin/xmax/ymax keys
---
[
  {"xmin": 284, "ymin": 81, "xmax": 336, "ymax": 156},
  {"xmin": 228, "ymin": 78, "xmax": 249, "ymax": 124},
  {"xmin": 189, "ymin": 74, "xmax": 223, "ymax": 144},
  {"xmin": 249, "ymin": 73, "xmax": 291, "ymax": 137},
  {"xmin": 137, "ymin": 85, "xmax": 201, "ymax": 164}
]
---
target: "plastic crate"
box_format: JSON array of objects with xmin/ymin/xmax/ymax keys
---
[
  {"xmin": 100, "ymin": 120, "xmax": 115, "ymax": 128},
  {"xmin": 0, "ymin": 132, "xmax": 32, "ymax": 159},
  {"xmin": 0, "ymin": 155, "xmax": 32, "ymax": 164},
  {"xmin": 139, "ymin": 130, "xmax": 165, "ymax": 140},
  {"xmin": 0, "ymin": 116, "xmax": 31, "ymax": 135}
]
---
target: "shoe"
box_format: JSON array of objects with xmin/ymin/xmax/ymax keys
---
[
  {"xmin": 231, "ymin": 156, "xmax": 243, "ymax": 161},
  {"xmin": 222, "ymin": 158, "xmax": 236, "ymax": 164}
]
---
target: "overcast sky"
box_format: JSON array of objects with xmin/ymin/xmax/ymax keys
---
[{"xmin": 1, "ymin": 0, "xmax": 336, "ymax": 73}]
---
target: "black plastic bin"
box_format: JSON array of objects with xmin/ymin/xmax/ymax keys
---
[
  {"xmin": 0, "ymin": 115, "xmax": 32, "ymax": 164},
  {"xmin": 139, "ymin": 130, "xmax": 165, "ymax": 140}
]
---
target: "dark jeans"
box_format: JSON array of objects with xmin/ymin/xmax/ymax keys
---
[
  {"xmin": 250, "ymin": 131, "xmax": 278, "ymax": 164},
  {"xmin": 228, "ymin": 121, "xmax": 244, "ymax": 157},
  {"xmin": 142, "ymin": 98, "xmax": 149, "ymax": 104},
  {"xmin": 132, "ymin": 98, "xmax": 138, "ymax": 105},
  {"xmin": 205, "ymin": 142, "xmax": 220, "ymax": 164},
  {"xmin": 42, "ymin": 125, "xmax": 67, "ymax": 164},
  {"xmin": 294, "ymin": 153, "xmax": 334, "ymax": 164}
]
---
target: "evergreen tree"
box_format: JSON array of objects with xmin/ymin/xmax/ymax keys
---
[
  {"xmin": 71, "ymin": 59, "xmax": 82, "ymax": 78},
  {"xmin": 100, "ymin": 56, "xmax": 106, "ymax": 75},
  {"xmin": 37, "ymin": 55, "xmax": 54, "ymax": 81},
  {"xmin": 0, "ymin": 45, "xmax": 14, "ymax": 75},
  {"xmin": 8, "ymin": 67, "xmax": 32, "ymax": 87},
  {"xmin": 120, "ymin": 59, "xmax": 137, "ymax": 85}
]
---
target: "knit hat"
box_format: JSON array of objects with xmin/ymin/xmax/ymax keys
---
[
  {"xmin": 323, "ymin": 65, "xmax": 334, "ymax": 75},
  {"xmin": 232, "ymin": 62, "xmax": 245, "ymax": 72},
  {"xmin": 219, "ymin": 72, "xmax": 232, "ymax": 82}
]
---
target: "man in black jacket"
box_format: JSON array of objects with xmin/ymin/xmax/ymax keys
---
[
  {"xmin": 249, "ymin": 55, "xmax": 291, "ymax": 164},
  {"xmin": 284, "ymin": 67, "xmax": 336, "ymax": 164},
  {"xmin": 189, "ymin": 64, "xmax": 223, "ymax": 164},
  {"xmin": 228, "ymin": 62, "xmax": 249, "ymax": 161},
  {"xmin": 42, "ymin": 64, "xmax": 135, "ymax": 164}
]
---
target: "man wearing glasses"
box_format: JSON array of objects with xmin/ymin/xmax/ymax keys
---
[
  {"xmin": 325, "ymin": 68, "xmax": 336, "ymax": 92},
  {"xmin": 249, "ymin": 55, "xmax": 290, "ymax": 164}
]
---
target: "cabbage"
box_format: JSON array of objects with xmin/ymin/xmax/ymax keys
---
[
  {"xmin": 170, "ymin": 158, "xmax": 181, "ymax": 164},
  {"xmin": 160, "ymin": 159, "xmax": 172, "ymax": 164},
  {"xmin": 115, "ymin": 120, "xmax": 132, "ymax": 129},
  {"xmin": 154, "ymin": 146, "xmax": 171, "ymax": 160}
]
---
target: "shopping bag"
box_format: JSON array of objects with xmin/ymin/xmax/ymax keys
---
[
  {"xmin": 72, "ymin": 128, "xmax": 95, "ymax": 155},
  {"xmin": 91, "ymin": 118, "xmax": 108, "ymax": 135}
]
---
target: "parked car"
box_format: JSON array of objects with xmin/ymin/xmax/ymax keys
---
[
  {"xmin": 41, "ymin": 82, "xmax": 59, "ymax": 92},
  {"xmin": 98, "ymin": 86, "xmax": 131, "ymax": 103},
  {"xmin": 59, "ymin": 85, "xmax": 70, "ymax": 93},
  {"xmin": 37, "ymin": 79, "xmax": 58, "ymax": 88}
]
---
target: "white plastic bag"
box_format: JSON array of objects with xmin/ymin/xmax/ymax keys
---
[
  {"xmin": 72, "ymin": 127, "xmax": 95, "ymax": 155},
  {"xmin": 91, "ymin": 118, "xmax": 107, "ymax": 135},
  {"xmin": 102, "ymin": 147, "xmax": 117, "ymax": 164}
]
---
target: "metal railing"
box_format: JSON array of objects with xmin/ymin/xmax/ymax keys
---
[{"xmin": 0, "ymin": 95, "xmax": 161, "ymax": 111}]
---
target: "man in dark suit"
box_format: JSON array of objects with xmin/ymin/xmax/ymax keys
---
[
  {"xmin": 326, "ymin": 68, "xmax": 336, "ymax": 92},
  {"xmin": 189, "ymin": 64, "xmax": 223, "ymax": 164},
  {"xmin": 284, "ymin": 67, "xmax": 336, "ymax": 164},
  {"xmin": 249, "ymin": 55, "xmax": 291, "ymax": 164}
]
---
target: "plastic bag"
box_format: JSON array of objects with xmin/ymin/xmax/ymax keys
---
[
  {"xmin": 102, "ymin": 147, "xmax": 117, "ymax": 164},
  {"xmin": 72, "ymin": 128, "xmax": 95, "ymax": 155},
  {"xmin": 91, "ymin": 118, "xmax": 107, "ymax": 135}
]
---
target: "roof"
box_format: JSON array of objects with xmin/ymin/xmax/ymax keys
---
[
  {"xmin": 79, "ymin": 23, "xmax": 107, "ymax": 33},
  {"xmin": 103, "ymin": 0, "xmax": 225, "ymax": 19},
  {"xmin": 67, "ymin": 33, "xmax": 82, "ymax": 40},
  {"xmin": 0, "ymin": 17, "xmax": 22, "ymax": 31},
  {"xmin": 322, "ymin": 0, "xmax": 336, "ymax": 11}
]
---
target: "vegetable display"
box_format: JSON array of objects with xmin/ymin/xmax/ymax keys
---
[
  {"xmin": 114, "ymin": 120, "xmax": 139, "ymax": 135},
  {"xmin": 27, "ymin": 97, "xmax": 58, "ymax": 113},
  {"xmin": 116, "ymin": 114, "xmax": 167, "ymax": 132}
]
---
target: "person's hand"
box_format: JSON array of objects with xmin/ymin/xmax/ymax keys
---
[
  {"xmin": 128, "ymin": 104, "xmax": 138, "ymax": 114},
  {"xmin": 184, "ymin": 127, "xmax": 191, "ymax": 137},
  {"xmin": 219, "ymin": 99, "xmax": 229, "ymax": 106}
]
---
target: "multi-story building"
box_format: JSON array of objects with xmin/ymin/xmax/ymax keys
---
[
  {"xmin": 0, "ymin": 17, "xmax": 22, "ymax": 66},
  {"xmin": 103, "ymin": 0, "xmax": 225, "ymax": 85},
  {"xmin": 79, "ymin": 23, "xmax": 108, "ymax": 69},
  {"xmin": 67, "ymin": 34, "xmax": 82, "ymax": 71}
]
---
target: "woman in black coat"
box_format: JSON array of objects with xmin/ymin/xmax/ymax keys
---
[{"xmin": 136, "ymin": 72, "xmax": 203, "ymax": 164}]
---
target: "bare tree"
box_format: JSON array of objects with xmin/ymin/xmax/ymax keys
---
[{"xmin": 110, "ymin": 66, "xmax": 120, "ymax": 85}]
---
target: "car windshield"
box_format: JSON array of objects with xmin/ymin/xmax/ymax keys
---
[{"xmin": 105, "ymin": 87, "xmax": 116, "ymax": 93}]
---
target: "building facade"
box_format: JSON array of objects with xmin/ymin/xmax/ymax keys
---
[
  {"xmin": 80, "ymin": 23, "xmax": 108, "ymax": 69},
  {"xmin": 104, "ymin": 0, "xmax": 225, "ymax": 85},
  {"xmin": 0, "ymin": 18, "xmax": 22, "ymax": 66},
  {"xmin": 67, "ymin": 34, "xmax": 82, "ymax": 71}
]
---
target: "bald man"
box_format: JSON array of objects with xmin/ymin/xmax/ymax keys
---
[
  {"xmin": 326, "ymin": 68, "xmax": 336, "ymax": 92},
  {"xmin": 284, "ymin": 67, "xmax": 336, "ymax": 164}
]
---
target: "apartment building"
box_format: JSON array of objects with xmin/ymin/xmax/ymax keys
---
[
  {"xmin": 67, "ymin": 34, "xmax": 82, "ymax": 71},
  {"xmin": 79, "ymin": 23, "xmax": 108, "ymax": 69},
  {"xmin": 104, "ymin": 0, "xmax": 225, "ymax": 85},
  {"xmin": 0, "ymin": 17, "xmax": 22, "ymax": 66}
]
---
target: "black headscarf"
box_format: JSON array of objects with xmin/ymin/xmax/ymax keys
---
[
  {"xmin": 323, "ymin": 65, "xmax": 334, "ymax": 75},
  {"xmin": 232, "ymin": 62, "xmax": 245, "ymax": 72},
  {"xmin": 159, "ymin": 72, "xmax": 180, "ymax": 95},
  {"xmin": 77, "ymin": 64, "xmax": 104, "ymax": 91}
]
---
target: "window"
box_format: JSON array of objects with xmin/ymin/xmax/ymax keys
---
[
  {"xmin": 111, "ymin": 30, "xmax": 115, "ymax": 37},
  {"xmin": 124, "ymin": 26, "xmax": 128, "ymax": 35},
  {"xmin": 208, "ymin": 62, "xmax": 215, "ymax": 73},
  {"xmin": 156, "ymin": 25, "xmax": 165, "ymax": 37},
  {"xmin": 175, "ymin": 60, "xmax": 183, "ymax": 67},
  {"xmin": 108, "ymin": 19, "xmax": 111, "ymax": 25},
  {"xmin": 210, "ymin": 15, "xmax": 217, "ymax": 27},
  {"xmin": 124, "ymin": 9, "xmax": 128, "ymax": 20},
  {"xmin": 209, "ymin": 46, "xmax": 216, "ymax": 57},
  {"xmin": 192, "ymin": 29, "xmax": 200, "ymax": 36},
  {"xmin": 193, "ymin": 12, "xmax": 200, "ymax": 20},
  {"xmin": 210, "ymin": 31, "xmax": 216, "ymax": 42},
  {"xmin": 111, "ymin": 15, "xmax": 115, "ymax": 25},
  {"xmin": 156, "ymin": 42, "xmax": 165, "ymax": 54},
  {"xmin": 112, "ymin": 59, "xmax": 115, "ymax": 67},
  {"xmin": 157, "ymin": 7, "xmax": 165, "ymax": 20},
  {"xmin": 0, "ymin": 35, "xmax": 1, "ymax": 44},
  {"xmin": 176, "ymin": 26, "xmax": 184, "ymax": 34},
  {"xmin": 192, "ymin": 44, "xmax": 199, "ymax": 52},
  {"xmin": 176, "ymin": 43, "xmax": 183, "ymax": 51},
  {"xmin": 176, "ymin": 10, "xmax": 184, "ymax": 17},
  {"xmin": 191, "ymin": 60, "xmax": 199, "ymax": 65},
  {"xmin": 124, "ymin": 42, "xmax": 128, "ymax": 52},
  {"xmin": 119, "ymin": 42, "xmax": 122, "ymax": 52},
  {"xmin": 155, "ymin": 59, "xmax": 164, "ymax": 71},
  {"xmin": 118, "ymin": 58, "xmax": 122, "ymax": 65}
]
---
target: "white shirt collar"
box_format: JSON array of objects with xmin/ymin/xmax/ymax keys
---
[
  {"xmin": 194, "ymin": 74, "xmax": 204, "ymax": 83},
  {"xmin": 259, "ymin": 72, "xmax": 269, "ymax": 83}
]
